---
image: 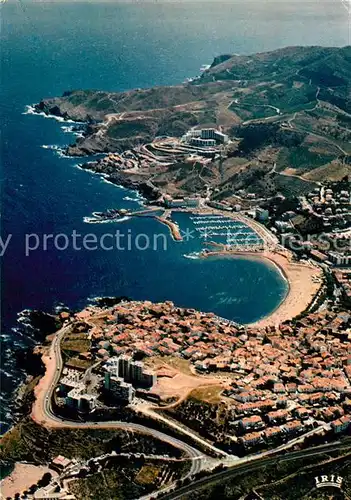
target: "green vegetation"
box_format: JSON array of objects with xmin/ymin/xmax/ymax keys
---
[
  {"xmin": 234, "ymin": 123, "xmax": 304, "ymax": 155},
  {"xmin": 337, "ymin": 113, "xmax": 351, "ymax": 126},
  {"xmin": 189, "ymin": 386, "xmax": 224, "ymax": 405},
  {"xmin": 229, "ymin": 81, "xmax": 318, "ymax": 117},
  {"xmin": 107, "ymin": 119, "xmax": 156, "ymax": 140},
  {"xmin": 60, "ymin": 331, "xmax": 92, "ymax": 369},
  {"xmin": 230, "ymin": 104, "xmax": 276, "ymax": 120},
  {"xmin": 69, "ymin": 468, "xmax": 142, "ymax": 500},
  {"xmin": 68, "ymin": 458, "xmax": 188, "ymax": 500},
  {"xmin": 258, "ymin": 453, "xmax": 351, "ymax": 500},
  {"xmin": 61, "ymin": 332, "xmax": 91, "ymax": 353},
  {"xmin": 273, "ymin": 175, "xmax": 317, "ymax": 197},
  {"xmin": 37, "ymin": 45, "xmax": 351, "ymax": 199},
  {"xmin": 183, "ymin": 446, "xmax": 351, "ymax": 500},
  {"xmin": 201, "ymin": 46, "xmax": 351, "ymax": 89},
  {"xmin": 304, "ymin": 161, "xmax": 351, "ymax": 182},
  {"xmin": 65, "ymin": 357, "xmax": 92, "ymax": 370},
  {"xmin": 38, "ymin": 81, "xmax": 232, "ymax": 122},
  {"xmin": 136, "ymin": 464, "xmax": 161, "ymax": 485},
  {"xmin": 0, "ymin": 418, "xmax": 182, "ymax": 466},
  {"xmin": 164, "ymin": 397, "xmax": 233, "ymax": 453},
  {"xmin": 277, "ymin": 146, "xmax": 335, "ymax": 173}
]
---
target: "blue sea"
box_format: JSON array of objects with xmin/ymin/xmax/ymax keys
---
[{"xmin": 1, "ymin": 0, "xmax": 348, "ymax": 433}]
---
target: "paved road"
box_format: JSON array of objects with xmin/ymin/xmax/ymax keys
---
[
  {"xmin": 157, "ymin": 440, "xmax": 351, "ymax": 500},
  {"xmin": 38, "ymin": 326, "xmax": 206, "ymax": 480},
  {"xmin": 37, "ymin": 326, "xmax": 348, "ymax": 500}
]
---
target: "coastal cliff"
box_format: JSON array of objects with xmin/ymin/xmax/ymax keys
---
[
  {"xmin": 35, "ymin": 45, "xmax": 351, "ymax": 196},
  {"xmin": 80, "ymin": 162, "xmax": 162, "ymax": 199},
  {"xmin": 36, "ymin": 80, "xmax": 233, "ymax": 156}
]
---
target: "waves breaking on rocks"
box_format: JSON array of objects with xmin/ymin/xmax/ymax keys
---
[
  {"xmin": 23, "ymin": 105, "xmax": 79, "ymax": 124},
  {"xmin": 0, "ymin": 308, "xmax": 64, "ymax": 435}
]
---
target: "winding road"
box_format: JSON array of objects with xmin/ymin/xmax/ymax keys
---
[
  {"xmin": 33, "ymin": 325, "xmax": 206, "ymax": 480},
  {"xmin": 32, "ymin": 324, "xmax": 349, "ymax": 500},
  {"xmin": 157, "ymin": 440, "xmax": 351, "ymax": 500}
]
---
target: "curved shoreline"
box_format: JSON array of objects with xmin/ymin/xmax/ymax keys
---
[
  {"xmin": 25, "ymin": 105, "xmax": 321, "ymax": 329},
  {"xmin": 201, "ymin": 249, "xmax": 323, "ymax": 327}
]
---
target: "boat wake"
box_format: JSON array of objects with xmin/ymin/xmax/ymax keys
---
[
  {"xmin": 183, "ymin": 252, "xmax": 201, "ymax": 260},
  {"xmin": 83, "ymin": 215, "xmax": 131, "ymax": 224}
]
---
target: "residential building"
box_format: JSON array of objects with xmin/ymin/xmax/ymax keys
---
[
  {"xmin": 182, "ymin": 127, "xmax": 229, "ymax": 146},
  {"xmin": 256, "ymin": 208, "xmax": 269, "ymax": 223},
  {"xmin": 118, "ymin": 354, "xmax": 133, "ymax": 379},
  {"xmin": 50, "ymin": 455, "xmax": 72, "ymax": 472},
  {"xmin": 164, "ymin": 196, "xmax": 200, "ymax": 208},
  {"xmin": 239, "ymin": 431, "xmax": 263, "ymax": 447},
  {"xmin": 331, "ymin": 415, "xmax": 351, "ymax": 433},
  {"xmin": 104, "ymin": 373, "xmax": 135, "ymax": 403},
  {"xmin": 104, "ymin": 356, "xmax": 156, "ymax": 390},
  {"xmin": 65, "ymin": 385, "xmax": 98, "ymax": 412},
  {"xmin": 239, "ymin": 415, "xmax": 265, "ymax": 431},
  {"xmin": 328, "ymin": 252, "xmax": 351, "ymax": 267}
]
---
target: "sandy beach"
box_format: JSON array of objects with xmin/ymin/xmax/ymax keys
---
[
  {"xmin": 0, "ymin": 463, "xmax": 54, "ymax": 499},
  {"xmin": 202, "ymin": 249, "xmax": 323, "ymax": 327},
  {"xmin": 253, "ymin": 250, "xmax": 322, "ymax": 327},
  {"xmin": 31, "ymin": 342, "xmax": 58, "ymax": 427}
]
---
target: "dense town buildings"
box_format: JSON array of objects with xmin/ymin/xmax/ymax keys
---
[{"xmin": 57, "ymin": 298, "xmax": 351, "ymax": 448}]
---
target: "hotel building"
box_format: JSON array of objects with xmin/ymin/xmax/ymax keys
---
[{"xmin": 104, "ymin": 356, "xmax": 156, "ymax": 389}]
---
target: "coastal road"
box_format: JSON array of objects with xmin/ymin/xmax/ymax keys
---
[
  {"xmin": 33, "ymin": 325, "xmax": 206, "ymax": 479},
  {"xmin": 33, "ymin": 326, "xmax": 350, "ymax": 500},
  {"xmin": 156, "ymin": 439, "xmax": 351, "ymax": 500}
]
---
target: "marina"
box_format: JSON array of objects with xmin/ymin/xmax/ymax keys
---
[
  {"xmin": 187, "ymin": 214, "xmax": 263, "ymax": 247},
  {"xmin": 82, "ymin": 206, "xmax": 266, "ymax": 249}
]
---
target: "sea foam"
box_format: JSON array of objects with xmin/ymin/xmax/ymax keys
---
[{"xmin": 23, "ymin": 104, "xmax": 80, "ymax": 124}]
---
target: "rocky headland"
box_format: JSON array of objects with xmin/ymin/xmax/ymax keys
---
[{"xmin": 34, "ymin": 45, "xmax": 351, "ymax": 199}]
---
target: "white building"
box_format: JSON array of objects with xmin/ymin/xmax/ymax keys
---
[
  {"xmin": 164, "ymin": 196, "xmax": 200, "ymax": 208},
  {"xmin": 328, "ymin": 252, "xmax": 351, "ymax": 267},
  {"xmin": 104, "ymin": 373, "xmax": 135, "ymax": 403},
  {"xmin": 190, "ymin": 137, "xmax": 216, "ymax": 148},
  {"xmin": 104, "ymin": 356, "xmax": 156, "ymax": 390},
  {"xmin": 201, "ymin": 128, "xmax": 229, "ymax": 143},
  {"xmin": 65, "ymin": 384, "xmax": 98, "ymax": 412},
  {"xmin": 182, "ymin": 128, "xmax": 229, "ymax": 146}
]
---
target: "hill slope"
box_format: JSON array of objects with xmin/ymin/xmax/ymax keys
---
[{"xmin": 35, "ymin": 45, "xmax": 351, "ymax": 197}]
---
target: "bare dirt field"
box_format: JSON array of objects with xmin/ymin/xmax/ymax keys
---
[
  {"xmin": 147, "ymin": 357, "xmax": 225, "ymax": 403},
  {"xmin": 1, "ymin": 463, "xmax": 56, "ymax": 499}
]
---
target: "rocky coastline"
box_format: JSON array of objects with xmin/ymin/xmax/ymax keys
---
[
  {"xmin": 34, "ymin": 97, "xmax": 99, "ymax": 123},
  {"xmin": 5, "ymin": 298, "xmax": 131, "ymax": 432},
  {"xmin": 80, "ymin": 159, "xmax": 162, "ymax": 201},
  {"xmin": 33, "ymin": 46, "xmax": 351, "ymax": 202},
  {"xmin": 34, "ymin": 100, "xmax": 165, "ymax": 200},
  {"xmin": 5, "ymin": 310, "xmax": 64, "ymax": 429}
]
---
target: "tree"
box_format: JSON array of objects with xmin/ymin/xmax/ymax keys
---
[{"xmin": 38, "ymin": 472, "xmax": 52, "ymax": 488}]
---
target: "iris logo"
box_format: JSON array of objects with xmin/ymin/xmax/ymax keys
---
[{"xmin": 315, "ymin": 475, "xmax": 343, "ymax": 489}]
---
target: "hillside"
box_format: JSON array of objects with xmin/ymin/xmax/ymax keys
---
[{"xmin": 35, "ymin": 45, "xmax": 351, "ymax": 198}]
